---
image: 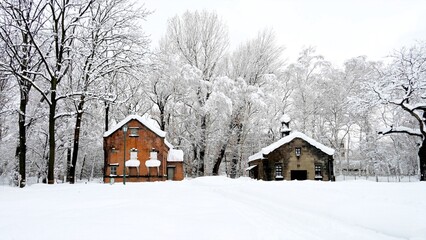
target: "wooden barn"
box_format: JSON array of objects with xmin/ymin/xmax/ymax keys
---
[
  {"xmin": 103, "ymin": 115, "xmax": 184, "ymax": 183},
  {"xmin": 247, "ymin": 115, "xmax": 335, "ymax": 181}
]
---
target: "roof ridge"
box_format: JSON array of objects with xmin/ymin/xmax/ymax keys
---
[{"xmin": 103, "ymin": 115, "xmax": 166, "ymax": 138}]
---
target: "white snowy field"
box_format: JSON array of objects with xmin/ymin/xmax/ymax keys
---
[{"xmin": 1, "ymin": 177, "xmax": 425, "ymax": 240}]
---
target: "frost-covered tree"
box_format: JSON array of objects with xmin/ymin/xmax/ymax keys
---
[
  {"xmin": 210, "ymin": 29, "xmax": 285, "ymax": 177},
  {"xmin": 341, "ymin": 56, "xmax": 381, "ymax": 177},
  {"xmin": 164, "ymin": 10, "xmax": 229, "ymax": 176},
  {"xmin": 287, "ymin": 47, "xmax": 331, "ymax": 136},
  {"xmin": 376, "ymin": 42, "xmax": 426, "ymax": 181},
  {"xmin": 146, "ymin": 43, "xmax": 183, "ymax": 131}
]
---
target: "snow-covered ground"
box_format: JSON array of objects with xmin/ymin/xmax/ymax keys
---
[{"xmin": 1, "ymin": 177, "xmax": 425, "ymax": 240}]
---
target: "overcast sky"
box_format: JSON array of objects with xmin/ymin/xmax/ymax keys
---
[{"xmin": 141, "ymin": 0, "xmax": 426, "ymax": 66}]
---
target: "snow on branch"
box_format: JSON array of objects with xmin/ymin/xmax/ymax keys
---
[
  {"xmin": 406, "ymin": 103, "xmax": 426, "ymax": 111},
  {"xmin": 0, "ymin": 108, "xmax": 14, "ymax": 116},
  {"xmin": 54, "ymin": 112, "xmax": 75, "ymax": 120},
  {"xmin": 378, "ymin": 126, "xmax": 423, "ymax": 138}
]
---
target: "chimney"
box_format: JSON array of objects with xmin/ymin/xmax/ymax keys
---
[{"xmin": 280, "ymin": 114, "xmax": 291, "ymax": 138}]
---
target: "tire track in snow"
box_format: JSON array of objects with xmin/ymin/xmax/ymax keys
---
[{"xmin": 195, "ymin": 180, "xmax": 403, "ymax": 240}]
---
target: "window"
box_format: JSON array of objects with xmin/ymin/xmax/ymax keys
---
[
  {"xmin": 110, "ymin": 166, "xmax": 117, "ymax": 175},
  {"xmin": 275, "ymin": 164, "xmax": 283, "ymax": 178},
  {"xmin": 129, "ymin": 127, "xmax": 139, "ymax": 137},
  {"xmin": 315, "ymin": 165, "xmax": 322, "ymax": 176},
  {"xmin": 295, "ymin": 147, "xmax": 301, "ymax": 157},
  {"xmin": 340, "ymin": 143, "xmax": 345, "ymax": 158},
  {"xmin": 111, "ymin": 147, "xmax": 118, "ymax": 153}
]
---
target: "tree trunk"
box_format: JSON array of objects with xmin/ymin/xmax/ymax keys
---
[
  {"xmin": 212, "ymin": 143, "xmax": 227, "ymax": 175},
  {"xmin": 230, "ymin": 123, "xmax": 243, "ymax": 179},
  {"xmin": 47, "ymin": 82, "xmax": 57, "ymax": 184},
  {"xmin": 80, "ymin": 154, "xmax": 86, "ymax": 181},
  {"xmin": 17, "ymin": 90, "xmax": 28, "ymax": 188},
  {"xmin": 212, "ymin": 121, "xmax": 234, "ymax": 176},
  {"xmin": 16, "ymin": 31, "xmax": 34, "ymax": 187},
  {"xmin": 103, "ymin": 102, "xmax": 109, "ymax": 182},
  {"xmin": 69, "ymin": 100, "xmax": 84, "ymax": 184},
  {"xmin": 198, "ymin": 115, "xmax": 207, "ymax": 176},
  {"xmin": 419, "ymin": 138, "xmax": 426, "ymax": 181},
  {"xmin": 192, "ymin": 144, "xmax": 198, "ymax": 177},
  {"xmin": 66, "ymin": 147, "xmax": 71, "ymax": 182},
  {"xmin": 159, "ymin": 105, "xmax": 166, "ymax": 131}
]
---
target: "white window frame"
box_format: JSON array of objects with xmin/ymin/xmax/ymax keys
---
[
  {"xmin": 275, "ymin": 164, "xmax": 283, "ymax": 178},
  {"xmin": 110, "ymin": 165, "xmax": 117, "ymax": 175},
  {"xmin": 315, "ymin": 165, "xmax": 322, "ymax": 176},
  {"xmin": 129, "ymin": 127, "xmax": 139, "ymax": 137},
  {"xmin": 295, "ymin": 147, "xmax": 301, "ymax": 157}
]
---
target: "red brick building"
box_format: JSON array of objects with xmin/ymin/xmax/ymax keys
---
[{"xmin": 103, "ymin": 115, "xmax": 184, "ymax": 183}]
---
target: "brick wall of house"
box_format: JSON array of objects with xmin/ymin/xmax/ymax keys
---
[
  {"xmin": 167, "ymin": 162, "xmax": 184, "ymax": 181},
  {"xmin": 104, "ymin": 119, "xmax": 170, "ymax": 183}
]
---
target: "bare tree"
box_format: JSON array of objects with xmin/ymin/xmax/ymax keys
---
[
  {"xmin": 0, "ymin": 0, "xmax": 44, "ymax": 187},
  {"xmin": 376, "ymin": 42, "xmax": 426, "ymax": 181},
  {"xmin": 6, "ymin": 0, "xmax": 95, "ymax": 184},
  {"xmin": 66, "ymin": 0, "xmax": 150, "ymax": 183}
]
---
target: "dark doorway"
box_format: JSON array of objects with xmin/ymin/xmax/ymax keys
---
[
  {"xmin": 167, "ymin": 167, "xmax": 175, "ymax": 180},
  {"xmin": 291, "ymin": 170, "xmax": 307, "ymax": 180},
  {"xmin": 251, "ymin": 167, "xmax": 259, "ymax": 180}
]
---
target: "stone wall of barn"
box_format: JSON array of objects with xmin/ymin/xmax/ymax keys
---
[
  {"xmin": 248, "ymin": 137, "xmax": 334, "ymax": 181},
  {"xmin": 267, "ymin": 138, "xmax": 333, "ymax": 181}
]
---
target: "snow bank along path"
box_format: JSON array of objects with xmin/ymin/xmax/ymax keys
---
[{"xmin": 0, "ymin": 177, "xmax": 425, "ymax": 240}]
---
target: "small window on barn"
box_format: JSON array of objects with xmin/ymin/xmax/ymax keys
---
[
  {"xmin": 275, "ymin": 164, "xmax": 283, "ymax": 178},
  {"xmin": 315, "ymin": 165, "xmax": 322, "ymax": 177},
  {"xmin": 129, "ymin": 127, "xmax": 139, "ymax": 137},
  {"xmin": 110, "ymin": 166, "xmax": 117, "ymax": 175},
  {"xmin": 295, "ymin": 147, "xmax": 301, "ymax": 157}
]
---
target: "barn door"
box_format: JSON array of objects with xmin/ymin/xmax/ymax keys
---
[
  {"xmin": 291, "ymin": 170, "xmax": 307, "ymax": 180},
  {"xmin": 167, "ymin": 167, "xmax": 175, "ymax": 180}
]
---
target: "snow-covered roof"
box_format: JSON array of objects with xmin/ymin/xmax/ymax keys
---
[
  {"xmin": 245, "ymin": 165, "xmax": 257, "ymax": 171},
  {"xmin": 165, "ymin": 139, "xmax": 174, "ymax": 149},
  {"xmin": 248, "ymin": 131, "xmax": 335, "ymax": 162},
  {"xmin": 280, "ymin": 114, "xmax": 291, "ymax": 123},
  {"xmin": 167, "ymin": 149, "xmax": 184, "ymax": 162},
  {"xmin": 248, "ymin": 152, "xmax": 265, "ymax": 162},
  {"xmin": 125, "ymin": 160, "xmax": 140, "ymax": 167},
  {"xmin": 103, "ymin": 115, "xmax": 166, "ymax": 138},
  {"xmin": 146, "ymin": 159, "xmax": 161, "ymax": 167}
]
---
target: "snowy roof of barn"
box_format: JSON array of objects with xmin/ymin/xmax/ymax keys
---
[
  {"xmin": 248, "ymin": 131, "xmax": 335, "ymax": 162},
  {"xmin": 103, "ymin": 115, "xmax": 166, "ymax": 138}
]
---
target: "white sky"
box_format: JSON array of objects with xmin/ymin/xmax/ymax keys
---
[{"xmin": 141, "ymin": 0, "xmax": 426, "ymax": 66}]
